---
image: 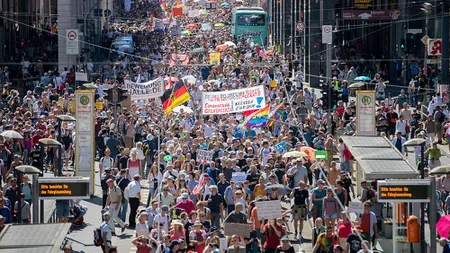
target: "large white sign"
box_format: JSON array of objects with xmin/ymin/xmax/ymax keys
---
[
  {"xmin": 255, "ymin": 200, "xmax": 282, "ymax": 219},
  {"xmin": 196, "ymin": 149, "xmax": 214, "ymax": 164},
  {"xmin": 201, "ymin": 86, "xmax": 266, "ymax": 115},
  {"xmin": 66, "ymin": 29, "xmax": 79, "ymax": 55},
  {"xmin": 75, "ymin": 90, "xmax": 95, "ymax": 194},
  {"xmin": 124, "ymin": 78, "xmax": 164, "ymax": 100},
  {"xmin": 322, "ymin": 25, "xmax": 333, "ymax": 44},
  {"xmin": 231, "ymin": 172, "xmax": 247, "ymax": 183},
  {"xmin": 356, "ymin": 91, "xmax": 376, "ymax": 136}
]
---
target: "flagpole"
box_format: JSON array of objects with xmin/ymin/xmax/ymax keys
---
[{"xmin": 156, "ymin": 128, "xmax": 162, "ymax": 253}]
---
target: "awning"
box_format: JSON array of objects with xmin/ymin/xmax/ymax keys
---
[{"xmin": 341, "ymin": 136, "xmax": 419, "ymax": 180}]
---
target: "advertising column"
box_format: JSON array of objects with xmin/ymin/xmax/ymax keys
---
[{"xmin": 75, "ymin": 90, "xmax": 95, "ymax": 195}]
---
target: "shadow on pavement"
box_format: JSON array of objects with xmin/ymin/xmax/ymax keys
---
[{"xmin": 85, "ymin": 196, "xmax": 103, "ymax": 206}]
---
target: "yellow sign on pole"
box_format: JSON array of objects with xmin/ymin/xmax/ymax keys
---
[
  {"xmin": 209, "ymin": 52, "xmax": 221, "ymax": 65},
  {"xmin": 270, "ymin": 80, "xmax": 278, "ymax": 88},
  {"xmin": 75, "ymin": 90, "xmax": 95, "ymax": 195}
]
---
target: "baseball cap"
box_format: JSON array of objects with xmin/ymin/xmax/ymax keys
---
[
  {"xmin": 161, "ymin": 205, "xmax": 169, "ymax": 212},
  {"xmin": 106, "ymin": 178, "xmax": 114, "ymax": 183},
  {"xmin": 317, "ymin": 179, "xmax": 325, "ymax": 185},
  {"xmin": 181, "ymin": 192, "xmax": 189, "ymax": 199}
]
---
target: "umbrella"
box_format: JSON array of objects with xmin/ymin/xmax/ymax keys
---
[
  {"xmin": 182, "ymin": 75, "xmax": 197, "ymax": 84},
  {"xmin": 348, "ymin": 82, "xmax": 366, "ymax": 89},
  {"xmin": 282, "ymin": 151, "xmax": 308, "ymax": 158},
  {"xmin": 437, "ymin": 215, "xmax": 450, "ymax": 238},
  {"xmin": 0, "ymin": 130, "xmax": 23, "ymax": 139},
  {"xmin": 82, "ymin": 82, "xmax": 98, "ymax": 89},
  {"xmin": 265, "ymin": 184, "xmax": 291, "ymax": 195},
  {"xmin": 173, "ymin": 105, "xmax": 194, "ymax": 114},
  {"xmin": 181, "ymin": 30, "xmax": 192, "ymax": 36},
  {"xmin": 430, "ymin": 165, "xmax": 450, "ymax": 175},
  {"xmin": 224, "ymin": 41, "xmax": 236, "ymax": 47},
  {"xmin": 192, "ymin": 47, "xmax": 208, "ymax": 53},
  {"xmin": 215, "ymin": 44, "xmax": 228, "ymax": 51},
  {"xmin": 354, "ymin": 76, "xmax": 371, "ymax": 81},
  {"xmin": 300, "ymin": 146, "xmax": 316, "ymax": 163},
  {"xmin": 214, "ymin": 23, "xmax": 225, "ymax": 28},
  {"xmin": 162, "ymin": 18, "xmax": 169, "ymax": 24},
  {"xmin": 221, "ymin": 2, "xmax": 231, "ymax": 7},
  {"xmin": 262, "ymin": 49, "xmax": 274, "ymax": 57},
  {"xmin": 185, "ymin": 24, "xmax": 199, "ymax": 29}
]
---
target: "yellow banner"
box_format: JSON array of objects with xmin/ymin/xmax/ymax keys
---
[
  {"xmin": 96, "ymin": 101, "xmax": 104, "ymax": 110},
  {"xmin": 209, "ymin": 52, "xmax": 221, "ymax": 65}
]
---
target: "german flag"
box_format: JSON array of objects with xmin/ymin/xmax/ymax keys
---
[{"xmin": 161, "ymin": 81, "xmax": 190, "ymax": 114}]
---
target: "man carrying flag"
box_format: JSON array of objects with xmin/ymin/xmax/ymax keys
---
[{"xmin": 161, "ymin": 80, "xmax": 190, "ymax": 114}]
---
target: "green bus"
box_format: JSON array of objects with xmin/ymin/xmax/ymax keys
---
[{"xmin": 231, "ymin": 7, "xmax": 268, "ymax": 47}]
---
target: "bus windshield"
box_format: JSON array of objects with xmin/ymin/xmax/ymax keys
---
[{"xmin": 237, "ymin": 14, "xmax": 265, "ymax": 26}]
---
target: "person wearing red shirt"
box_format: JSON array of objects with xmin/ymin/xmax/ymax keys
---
[
  {"xmin": 173, "ymin": 193, "xmax": 196, "ymax": 217},
  {"xmin": 261, "ymin": 219, "xmax": 282, "ymax": 253},
  {"xmin": 31, "ymin": 129, "xmax": 43, "ymax": 146}
]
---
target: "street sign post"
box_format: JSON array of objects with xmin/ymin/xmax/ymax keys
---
[
  {"xmin": 66, "ymin": 29, "xmax": 79, "ymax": 55},
  {"xmin": 322, "ymin": 25, "xmax": 332, "ymax": 44},
  {"xmin": 296, "ymin": 21, "xmax": 305, "ymax": 33},
  {"xmin": 421, "ymin": 35, "xmax": 429, "ymax": 45},
  {"xmin": 377, "ymin": 179, "xmax": 430, "ymax": 202}
]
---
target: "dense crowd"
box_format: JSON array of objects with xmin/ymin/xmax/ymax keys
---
[{"xmin": 1, "ymin": 0, "xmax": 450, "ymax": 253}]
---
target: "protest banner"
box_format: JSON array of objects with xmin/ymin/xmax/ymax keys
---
[
  {"xmin": 348, "ymin": 201, "xmax": 364, "ymax": 214},
  {"xmin": 231, "ymin": 172, "xmax": 247, "ymax": 183},
  {"xmin": 188, "ymin": 10, "xmax": 199, "ymax": 17},
  {"xmin": 224, "ymin": 223, "xmax": 252, "ymax": 238},
  {"xmin": 124, "ymin": 78, "xmax": 164, "ymax": 100},
  {"xmin": 201, "ymin": 86, "xmax": 266, "ymax": 115},
  {"xmin": 210, "ymin": 52, "xmax": 221, "ymax": 65},
  {"xmin": 201, "ymin": 23, "xmax": 212, "ymax": 31},
  {"xmin": 255, "ymin": 200, "xmax": 282, "ymax": 219},
  {"xmin": 172, "ymin": 7, "xmax": 183, "ymax": 17},
  {"xmin": 196, "ymin": 149, "xmax": 214, "ymax": 164}
]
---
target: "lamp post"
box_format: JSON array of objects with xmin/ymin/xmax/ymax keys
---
[
  {"xmin": 429, "ymin": 165, "xmax": 450, "ymax": 253},
  {"xmin": 403, "ymin": 138, "xmax": 426, "ymax": 252},
  {"xmin": 14, "ymin": 165, "xmax": 41, "ymax": 224},
  {"xmin": 421, "ymin": 2, "xmax": 432, "ymax": 104}
]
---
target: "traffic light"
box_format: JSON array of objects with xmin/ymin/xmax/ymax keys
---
[
  {"xmin": 117, "ymin": 88, "xmax": 128, "ymax": 103},
  {"xmin": 319, "ymin": 79, "xmax": 329, "ymax": 110},
  {"xmin": 104, "ymin": 88, "xmax": 113, "ymax": 101},
  {"xmin": 400, "ymin": 39, "xmax": 405, "ymax": 49}
]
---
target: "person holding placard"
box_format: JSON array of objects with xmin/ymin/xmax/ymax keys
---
[{"xmin": 261, "ymin": 219, "xmax": 282, "ymax": 253}]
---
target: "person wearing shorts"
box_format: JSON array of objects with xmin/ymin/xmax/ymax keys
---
[
  {"xmin": 56, "ymin": 199, "xmax": 70, "ymax": 223},
  {"xmin": 323, "ymin": 188, "xmax": 339, "ymax": 229},
  {"xmin": 290, "ymin": 180, "xmax": 309, "ymax": 240}
]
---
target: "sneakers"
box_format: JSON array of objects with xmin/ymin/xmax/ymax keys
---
[{"xmin": 121, "ymin": 225, "xmax": 126, "ymax": 233}]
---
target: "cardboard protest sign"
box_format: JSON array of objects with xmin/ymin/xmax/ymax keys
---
[{"xmin": 255, "ymin": 200, "xmax": 282, "ymax": 219}]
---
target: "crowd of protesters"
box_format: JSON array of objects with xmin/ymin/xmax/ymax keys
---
[{"xmin": 1, "ymin": 0, "xmax": 450, "ymax": 252}]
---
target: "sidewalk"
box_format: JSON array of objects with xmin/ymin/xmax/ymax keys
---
[{"xmin": 65, "ymin": 162, "xmax": 151, "ymax": 253}]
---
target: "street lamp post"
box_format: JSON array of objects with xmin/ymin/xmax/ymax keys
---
[
  {"xmin": 403, "ymin": 138, "xmax": 426, "ymax": 252},
  {"xmin": 14, "ymin": 165, "xmax": 41, "ymax": 224},
  {"xmin": 421, "ymin": 3, "xmax": 432, "ymax": 104}
]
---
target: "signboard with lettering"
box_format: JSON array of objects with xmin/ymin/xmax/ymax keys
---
[
  {"xmin": 38, "ymin": 177, "xmax": 91, "ymax": 199},
  {"xmin": 341, "ymin": 10, "xmax": 401, "ymax": 21},
  {"xmin": 377, "ymin": 180, "xmax": 430, "ymax": 202},
  {"xmin": 354, "ymin": 0, "xmax": 372, "ymax": 9},
  {"xmin": 224, "ymin": 223, "xmax": 253, "ymax": 238},
  {"xmin": 255, "ymin": 200, "xmax": 282, "ymax": 219},
  {"xmin": 75, "ymin": 90, "xmax": 95, "ymax": 194},
  {"xmin": 356, "ymin": 91, "xmax": 376, "ymax": 136}
]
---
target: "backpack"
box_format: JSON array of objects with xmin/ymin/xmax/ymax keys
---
[
  {"xmin": 93, "ymin": 227, "xmax": 104, "ymax": 246},
  {"xmin": 142, "ymin": 142, "xmax": 150, "ymax": 156},
  {"xmin": 438, "ymin": 111, "xmax": 446, "ymax": 123}
]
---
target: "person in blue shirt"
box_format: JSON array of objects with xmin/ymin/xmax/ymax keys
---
[
  {"xmin": 0, "ymin": 198, "xmax": 12, "ymax": 224},
  {"xmin": 312, "ymin": 131, "xmax": 326, "ymax": 150}
]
